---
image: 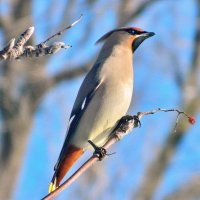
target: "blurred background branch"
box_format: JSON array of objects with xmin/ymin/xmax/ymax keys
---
[
  {"xmin": 166, "ymin": 176, "xmax": 200, "ymax": 200},
  {"xmin": 134, "ymin": 1, "xmax": 200, "ymax": 198}
]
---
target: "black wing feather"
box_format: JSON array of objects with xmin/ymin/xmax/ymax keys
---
[{"xmin": 54, "ymin": 63, "xmax": 101, "ymax": 171}]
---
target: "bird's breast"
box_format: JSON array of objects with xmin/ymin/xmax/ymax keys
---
[{"xmin": 70, "ymin": 48, "xmax": 134, "ymax": 149}]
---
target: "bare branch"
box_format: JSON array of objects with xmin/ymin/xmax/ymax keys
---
[
  {"xmin": 42, "ymin": 108, "xmax": 195, "ymax": 200},
  {"xmin": 0, "ymin": 15, "xmax": 83, "ymax": 61},
  {"xmin": 0, "ymin": 27, "xmax": 34, "ymax": 60},
  {"xmin": 5, "ymin": 27, "xmax": 34, "ymax": 59}
]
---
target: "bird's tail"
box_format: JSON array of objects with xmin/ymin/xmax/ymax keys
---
[
  {"xmin": 48, "ymin": 145, "xmax": 84, "ymax": 193},
  {"xmin": 49, "ymin": 175, "xmax": 58, "ymax": 193}
]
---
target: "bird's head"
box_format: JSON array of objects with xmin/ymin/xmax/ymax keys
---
[{"xmin": 96, "ymin": 27, "xmax": 155, "ymax": 52}]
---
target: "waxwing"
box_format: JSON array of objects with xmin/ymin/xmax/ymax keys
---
[{"xmin": 49, "ymin": 27, "xmax": 155, "ymax": 192}]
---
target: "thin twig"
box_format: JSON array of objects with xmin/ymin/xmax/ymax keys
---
[
  {"xmin": 41, "ymin": 14, "xmax": 83, "ymax": 45},
  {"xmin": 42, "ymin": 108, "xmax": 195, "ymax": 200},
  {"xmin": 136, "ymin": 108, "xmax": 193, "ymax": 132}
]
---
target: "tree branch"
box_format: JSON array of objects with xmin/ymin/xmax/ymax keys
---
[
  {"xmin": 50, "ymin": 63, "xmax": 91, "ymax": 86},
  {"xmin": 166, "ymin": 176, "xmax": 200, "ymax": 200},
  {"xmin": 0, "ymin": 15, "xmax": 83, "ymax": 61},
  {"xmin": 42, "ymin": 108, "xmax": 195, "ymax": 200},
  {"xmin": 117, "ymin": 0, "xmax": 161, "ymax": 27},
  {"xmin": 24, "ymin": 63, "xmax": 92, "ymax": 116}
]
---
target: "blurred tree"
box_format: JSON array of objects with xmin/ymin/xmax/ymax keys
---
[
  {"xmin": 0, "ymin": 1, "xmax": 89, "ymax": 199},
  {"xmin": 0, "ymin": 0, "xmax": 199, "ymax": 200},
  {"xmin": 134, "ymin": 0, "xmax": 200, "ymax": 199}
]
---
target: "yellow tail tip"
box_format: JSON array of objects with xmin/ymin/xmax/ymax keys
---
[{"xmin": 49, "ymin": 182, "xmax": 57, "ymax": 193}]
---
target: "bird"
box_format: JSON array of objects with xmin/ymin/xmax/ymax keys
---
[{"xmin": 49, "ymin": 27, "xmax": 155, "ymax": 192}]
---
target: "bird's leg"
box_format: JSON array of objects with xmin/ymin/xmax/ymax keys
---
[{"xmin": 88, "ymin": 140, "xmax": 107, "ymax": 161}]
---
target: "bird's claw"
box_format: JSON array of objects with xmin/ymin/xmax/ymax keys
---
[
  {"xmin": 94, "ymin": 147, "xmax": 107, "ymax": 160},
  {"xmin": 115, "ymin": 115, "xmax": 133, "ymax": 132},
  {"xmin": 88, "ymin": 140, "xmax": 108, "ymax": 160},
  {"xmin": 133, "ymin": 115, "xmax": 141, "ymax": 128},
  {"xmin": 117, "ymin": 115, "xmax": 141, "ymax": 132}
]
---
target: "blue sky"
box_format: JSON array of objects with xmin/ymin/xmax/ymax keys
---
[{"xmin": 1, "ymin": 0, "xmax": 198, "ymax": 199}]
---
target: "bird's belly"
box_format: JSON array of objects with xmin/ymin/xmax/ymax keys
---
[{"xmin": 70, "ymin": 81, "xmax": 133, "ymax": 150}]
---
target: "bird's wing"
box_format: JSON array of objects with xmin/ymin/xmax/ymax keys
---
[{"xmin": 54, "ymin": 63, "xmax": 102, "ymax": 171}]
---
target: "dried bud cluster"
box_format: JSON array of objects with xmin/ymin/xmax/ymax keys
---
[{"xmin": 0, "ymin": 15, "xmax": 83, "ymax": 61}]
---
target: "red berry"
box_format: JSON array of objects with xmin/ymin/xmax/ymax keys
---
[{"xmin": 188, "ymin": 116, "xmax": 196, "ymax": 125}]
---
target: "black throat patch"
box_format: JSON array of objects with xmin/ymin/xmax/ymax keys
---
[{"xmin": 132, "ymin": 36, "xmax": 148, "ymax": 52}]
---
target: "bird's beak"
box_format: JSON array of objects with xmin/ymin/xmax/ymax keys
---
[
  {"xmin": 141, "ymin": 31, "xmax": 155, "ymax": 38},
  {"xmin": 132, "ymin": 31, "xmax": 155, "ymax": 52}
]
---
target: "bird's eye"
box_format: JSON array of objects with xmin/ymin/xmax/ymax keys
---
[
  {"xmin": 131, "ymin": 30, "xmax": 135, "ymax": 34},
  {"xmin": 127, "ymin": 29, "xmax": 135, "ymax": 35}
]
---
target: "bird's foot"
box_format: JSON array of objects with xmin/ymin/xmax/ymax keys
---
[
  {"xmin": 116, "ymin": 115, "xmax": 141, "ymax": 133},
  {"xmin": 88, "ymin": 140, "xmax": 113, "ymax": 160},
  {"xmin": 133, "ymin": 115, "xmax": 141, "ymax": 128}
]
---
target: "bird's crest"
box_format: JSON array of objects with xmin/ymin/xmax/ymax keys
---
[
  {"xmin": 95, "ymin": 29, "xmax": 117, "ymax": 44},
  {"xmin": 95, "ymin": 27, "xmax": 144, "ymax": 44}
]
